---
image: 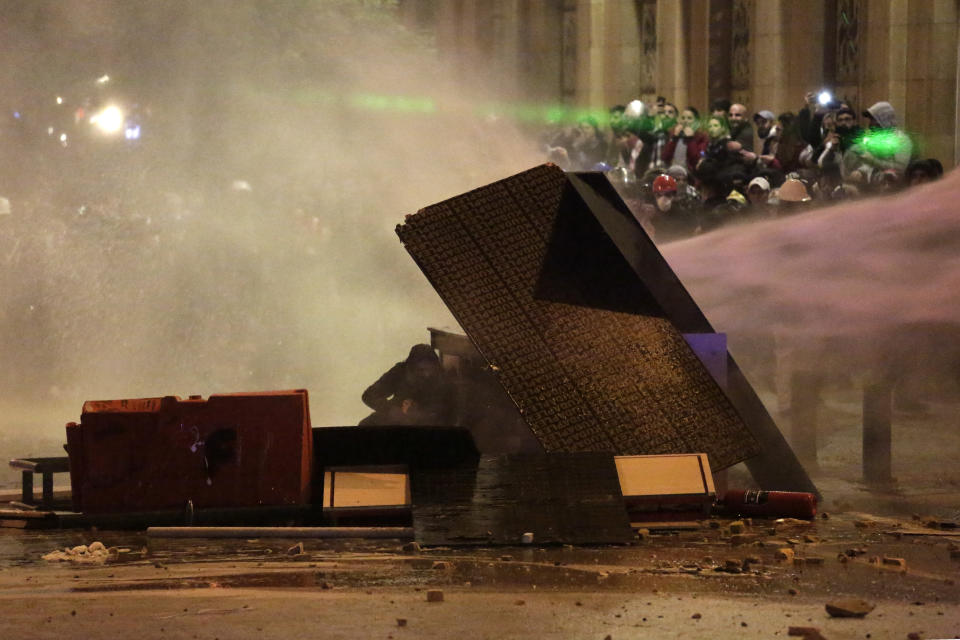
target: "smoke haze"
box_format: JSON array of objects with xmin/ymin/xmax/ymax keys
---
[
  {"xmin": 662, "ymin": 169, "xmax": 960, "ymax": 384},
  {"xmin": 0, "ymin": 0, "xmax": 540, "ymax": 475}
]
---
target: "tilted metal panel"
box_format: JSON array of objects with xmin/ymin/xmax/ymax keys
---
[{"xmin": 397, "ymin": 164, "xmax": 759, "ymax": 471}]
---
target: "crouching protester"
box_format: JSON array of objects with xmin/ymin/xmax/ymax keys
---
[
  {"xmin": 359, "ymin": 344, "xmax": 455, "ymax": 426},
  {"xmin": 641, "ymin": 174, "xmax": 702, "ymax": 243}
]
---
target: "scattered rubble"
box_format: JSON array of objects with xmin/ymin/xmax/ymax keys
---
[
  {"xmin": 41, "ymin": 542, "xmax": 115, "ymax": 564},
  {"xmin": 426, "ymin": 589, "xmax": 444, "ymax": 603}
]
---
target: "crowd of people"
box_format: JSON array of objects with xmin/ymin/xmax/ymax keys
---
[{"xmin": 543, "ymin": 93, "xmax": 945, "ymax": 243}]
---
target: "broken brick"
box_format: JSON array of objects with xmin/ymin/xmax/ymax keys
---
[
  {"xmin": 426, "ymin": 589, "xmax": 444, "ymax": 603},
  {"xmin": 402, "ymin": 542, "xmax": 422, "ymax": 553},
  {"xmin": 286, "ymin": 542, "xmax": 304, "ymax": 556},
  {"xmin": 787, "ymin": 626, "xmax": 827, "ymax": 640},
  {"xmin": 882, "ymin": 557, "xmax": 907, "ymax": 571},
  {"xmin": 825, "ymin": 598, "xmax": 875, "ymax": 618},
  {"xmin": 775, "ymin": 548, "xmax": 795, "ymax": 562},
  {"xmin": 729, "ymin": 520, "xmax": 746, "ymax": 534}
]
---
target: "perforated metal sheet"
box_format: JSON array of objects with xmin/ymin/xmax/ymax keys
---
[{"xmin": 397, "ymin": 165, "xmax": 759, "ymax": 470}]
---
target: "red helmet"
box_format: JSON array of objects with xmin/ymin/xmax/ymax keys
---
[{"xmin": 652, "ymin": 174, "xmax": 678, "ymax": 194}]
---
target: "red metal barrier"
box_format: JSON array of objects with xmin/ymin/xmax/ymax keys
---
[{"xmin": 66, "ymin": 390, "xmax": 312, "ymax": 514}]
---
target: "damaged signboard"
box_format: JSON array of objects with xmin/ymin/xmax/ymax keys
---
[
  {"xmin": 397, "ymin": 164, "xmax": 759, "ymax": 472},
  {"xmin": 66, "ymin": 390, "xmax": 312, "ymax": 513}
]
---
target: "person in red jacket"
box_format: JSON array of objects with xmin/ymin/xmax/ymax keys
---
[{"xmin": 662, "ymin": 106, "xmax": 709, "ymax": 173}]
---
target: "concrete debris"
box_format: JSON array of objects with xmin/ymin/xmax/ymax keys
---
[
  {"xmin": 635, "ymin": 528, "xmax": 650, "ymax": 542},
  {"xmin": 775, "ymin": 518, "xmax": 811, "ymax": 526},
  {"xmin": 426, "ymin": 589, "xmax": 444, "ymax": 603},
  {"xmin": 803, "ymin": 535, "xmax": 819, "ymax": 543},
  {"xmin": 402, "ymin": 542, "xmax": 422, "ymax": 553},
  {"xmin": 824, "ymin": 598, "xmax": 875, "ymax": 618},
  {"xmin": 729, "ymin": 520, "xmax": 746, "ymax": 534},
  {"xmin": 793, "ymin": 556, "xmax": 824, "ymax": 567},
  {"xmin": 431, "ymin": 561, "xmax": 450, "ymax": 571},
  {"xmin": 882, "ymin": 556, "xmax": 907, "ymax": 571},
  {"xmin": 844, "ymin": 547, "xmax": 868, "ymax": 557},
  {"xmin": 691, "ymin": 612, "xmax": 702, "ymax": 619},
  {"xmin": 286, "ymin": 542, "xmax": 304, "ymax": 556},
  {"xmin": 775, "ymin": 548, "xmax": 795, "ymax": 562},
  {"xmin": 42, "ymin": 542, "xmax": 114, "ymax": 564},
  {"xmin": 854, "ymin": 520, "xmax": 877, "ymax": 529},
  {"xmin": 396, "ymin": 619, "xmax": 407, "ymax": 627},
  {"xmin": 787, "ymin": 626, "xmax": 828, "ymax": 640},
  {"xmin": 520, "ymin": 532, "xmax": 534, "ymax": 544}
]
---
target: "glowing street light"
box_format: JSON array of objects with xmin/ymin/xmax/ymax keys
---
[{"xmin": 90, "ymin": 105, "xmax": 124, "ymax": 134}]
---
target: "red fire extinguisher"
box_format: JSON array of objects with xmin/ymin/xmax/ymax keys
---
[{"xmin": 720, "ymin": 489, "xmax": 817, "ymax": 519}]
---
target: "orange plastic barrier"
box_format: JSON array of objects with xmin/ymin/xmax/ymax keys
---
[{"xmin": 66, "ymin": 390, "xmax": 312, "ymax": 514}]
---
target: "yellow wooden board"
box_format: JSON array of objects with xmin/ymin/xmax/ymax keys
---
[
  {"xmin": 614, "ymin": 454, "xmax": 715, "ymax": 498},
  {"xmin": 323, "ymin": 471, "xmax": 410, "ymax": 508}
]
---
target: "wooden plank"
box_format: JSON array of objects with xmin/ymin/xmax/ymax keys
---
[{"xmin": 147, "ymin": 526, "xmax": 413, "ymax": 539}]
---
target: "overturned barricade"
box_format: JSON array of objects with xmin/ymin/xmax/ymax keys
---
[{"xmin": 4, "ymin": 164, "xmax": 816, "ymax": 543}]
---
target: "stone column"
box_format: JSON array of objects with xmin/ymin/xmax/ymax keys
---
[{"xmin": 657, "ymin": 0, "xmax": 690, "ymax": 108}]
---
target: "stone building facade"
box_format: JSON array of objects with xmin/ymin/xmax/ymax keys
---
[{"xmin": 399, "ymin": 0, "xmax": 960, "ymax": 167}]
